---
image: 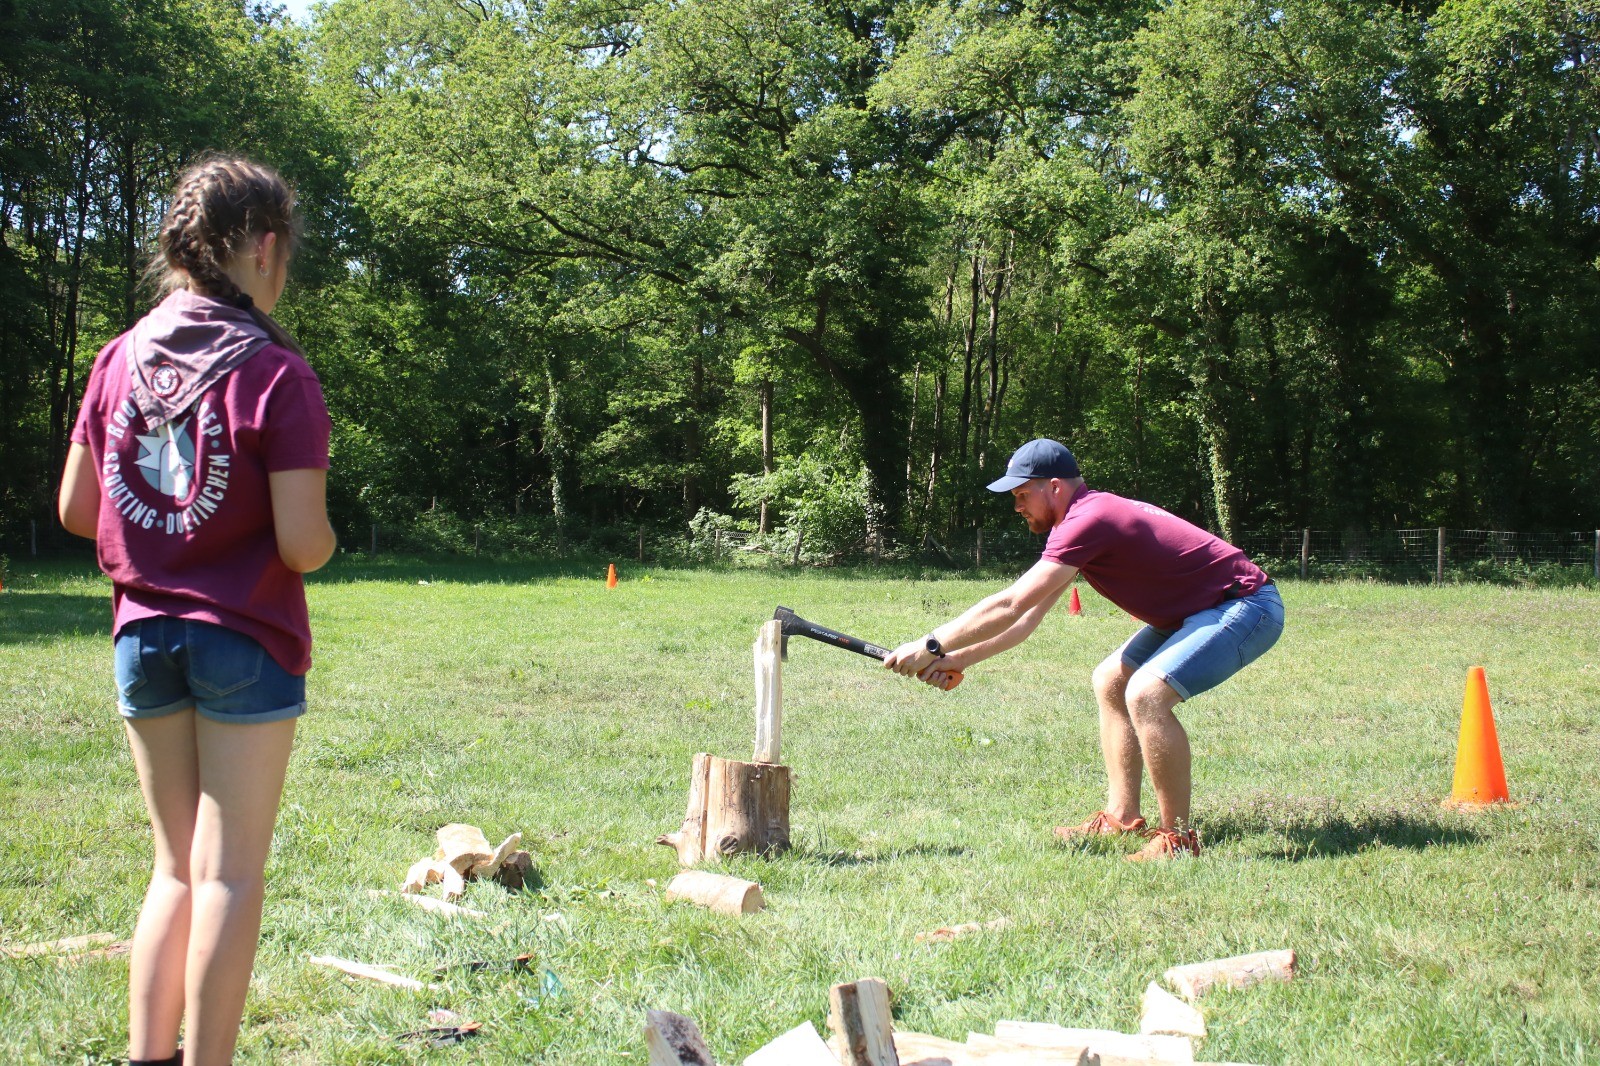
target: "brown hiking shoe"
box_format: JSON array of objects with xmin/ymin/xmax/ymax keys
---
[
  {"xmin": 1125, "ymin": 826, "xmax": 1201, "ymax": 862},
  {"xmin": 1053, "ymin": 811, "xmax": 1148, "ymax": 841}
]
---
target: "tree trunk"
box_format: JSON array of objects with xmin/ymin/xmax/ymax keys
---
[{"xmin": 759, "ymin": 374, "xmax": 774, "ymax": 533}]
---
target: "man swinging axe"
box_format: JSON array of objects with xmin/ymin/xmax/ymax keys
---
[{"xmin": 883, "ymin": 439, "xmax": 1284, "ymax": 861}]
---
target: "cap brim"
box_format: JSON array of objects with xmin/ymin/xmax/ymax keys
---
[{"xmin": 986, "ymin": 474, "xmax": 1030, "ymax": 492}]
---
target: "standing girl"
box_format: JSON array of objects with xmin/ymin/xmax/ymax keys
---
[{"xmin": 57, "ymin": 156, "xmax": 335, "ymax": 1066}]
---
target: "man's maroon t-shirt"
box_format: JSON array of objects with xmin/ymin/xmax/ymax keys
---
[
  {"xmin": 71, "ymin": 334, "xmax": 331, "ymax": 674},
  {"xmin": 1041, "ymin": 486, "xmax": 1269, "ymax": 631}
]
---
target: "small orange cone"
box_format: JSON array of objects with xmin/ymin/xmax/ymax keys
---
[
  {"xmin": 606, "ymin": 563, "xmax": 618, "ymax": 589},
  {"xmin": 1446, "ymin": 666, "xmax": 1510, "ymax": 808},
  {"xmin": 1068, "ymin": 587, "xmax": 1082, "ymax": 616}
]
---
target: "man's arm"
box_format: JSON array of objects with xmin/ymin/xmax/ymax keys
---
[{"xmin": 885, "ymin": 558, "xmax": 1079, "ymax": 678}]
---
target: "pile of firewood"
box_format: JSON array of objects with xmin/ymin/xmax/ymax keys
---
[
  {"xmin": 401, "ymin": 823, "xmax": 531, "ymax": 900},
  {"xmin": 646, "ymin": 951, "xmax": 1295, "ymax": 1066}
]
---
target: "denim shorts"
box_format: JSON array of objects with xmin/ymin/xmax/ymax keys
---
[
  {"xmin": 1119, "ymin": 584, "xmax": 1284, "ymax": 700},
  {"xmin": 114, "ymin": 617, "xmax": 306, "ymax": 723}
]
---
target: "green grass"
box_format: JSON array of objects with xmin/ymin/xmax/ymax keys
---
[{"xmin": 3, "ymin": 557, "xmax": 1598, "ymax": 1064}]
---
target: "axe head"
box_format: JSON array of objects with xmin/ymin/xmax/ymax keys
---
[{"xmin": 773, "ymin": 605, "xmax": 798, "ymax": 660}]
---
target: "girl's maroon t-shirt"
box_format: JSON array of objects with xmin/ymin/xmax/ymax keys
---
[
  {"xmin": 71, "ymin": 334, "xmax": 331, "ymax": 674},
  {"xmin": 1042, "ymin": 486, "xmax": 1269, "ymax": 631}
]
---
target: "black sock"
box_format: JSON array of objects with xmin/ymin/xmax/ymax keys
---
[{"xmin": 128, "ymin": 1050, "xmax": 182, "ymax": 1066}]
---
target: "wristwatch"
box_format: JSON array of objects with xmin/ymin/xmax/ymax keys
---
[{"xmin": 924, "ymin": 635, "xmax": 945, "ymax": 658}]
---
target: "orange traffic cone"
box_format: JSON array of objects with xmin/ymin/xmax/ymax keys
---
[
  {"xmin": 606, "ymin": 563, "xmax": 618, "ymax": 588},
  {"xmin": 1068, "ymin": 587, "xmax": 1082, "ymax": 616},
  {"xmin": 1446, "ymin": 666, "xmax": 1510, "ymax": 808}
]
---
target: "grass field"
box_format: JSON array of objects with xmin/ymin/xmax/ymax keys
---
[{"xmin": 2, "ymin": 557, "xmax": 1598, "ymax": 1064}]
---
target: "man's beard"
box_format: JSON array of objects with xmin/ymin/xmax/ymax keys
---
[{"xmin": 1024, "ymin": 514, "xmax": 1050, "ymax": 534}]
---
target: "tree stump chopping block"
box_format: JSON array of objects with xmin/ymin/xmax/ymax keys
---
[{"xmin": 657, "ymin": 753, "xmax": 791, "ymax": 865}]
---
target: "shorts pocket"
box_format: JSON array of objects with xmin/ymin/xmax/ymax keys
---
[
  {"xmin": 187, "ymin": 622, "xmax": 264, "ymax": 698},
  {"xmin": 1236, "ymin": 608, "xmax": 1283, "ymax": 668},
  {"xmin": 113, "ymin": 624, "xmax": 148, "ymax": 700}
]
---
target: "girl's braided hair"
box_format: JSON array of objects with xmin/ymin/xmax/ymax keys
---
[{"xmin": 147, "ymin": 154, "xmax": 304, "ymax": 356}]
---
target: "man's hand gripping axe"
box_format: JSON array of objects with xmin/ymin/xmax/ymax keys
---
[{"xmin": 773, "ymin": 606, "xmax": 963, "ymax": 691}]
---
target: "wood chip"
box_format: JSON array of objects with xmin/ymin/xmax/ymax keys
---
[
  {"xmin": 369, "ymin": 889, "xmax": 487, "ymax": 919},
  {"xmin": 1140, "ymin": 982, "xmax": 1206, "ymax": 1040},
  {"xmin": 915, "ymin": 917, "xmax": 1013, "ymax": 943},
  {"xmin": 992, "ymin": 1022, "xmax": 1194, "ymax": 1065},
  {"xmin": 435, "ymin": 823, "xmax": 494, "ymax": 875},
  {"xmin": 745, "ymin": 1020, "xmax": 838, "ymax": 1065},
  {"xmin": 308, "ymin": 954, "xmax": 434, "ymax": 991},
  {"xmin": 2, "ymin": 932, "xmax": 120, "ymax": 958}
]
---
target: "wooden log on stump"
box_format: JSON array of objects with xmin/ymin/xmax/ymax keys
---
[
  {"xmin": 663, "ymin": 871, "xmax": 765, "ymax": 915},
  {"xmin": 657, "ymin": 753, "xmax": 791, "ymax": 864},
  {"xmin": 753, "ymin": 619, "xmax": 783, "ymax": 764},
  {"xmin": 645, "ymin": 1009, "xmax": 717, "ymax": 1066},
  {"xmin": 1162, "ymin": 949, "xmax": 1295, "ymax": 1002},
  {"xmin": 828, "ymin": 977, "xmax": 900, "ymax": 1066}
]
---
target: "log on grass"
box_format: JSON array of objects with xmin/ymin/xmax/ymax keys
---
[
  {"xmin": 663, "ymin": 871, "xmax": 765, "ymax": 915},
  {"xmin": 893, "ymin": 1031, "xmax": 966, "ymax": 1065},
  {"xmin": 1162, "ymin": 949, "xmax": 1295, "ymax": 1002},
  {"xmin": 828, "ymin": 977, "xmax": 899, "ymax": 1066},
  {"xmin": 744, "ymin": 1021, "xmax": 838, "ymax": 1066},
  {"xmin": 657, "ymin": 753, "xmax": 791, "ymax": 865},
  {"xmin": 753, "ymin": 619, "xmax": 783, "ymax": 764},
  {"xmin": 645, "ymin": 1009, "xmax": 717, "ymax": 1066},
  {"xmin": 1139, "ymin": 982, "xmax": 1206, "ymax": 1040},
  {"xmin": 991, "ymin": 1022, "xmax": 1192, "ymax": 1066}
]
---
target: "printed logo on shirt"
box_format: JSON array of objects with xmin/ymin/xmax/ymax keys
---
[
  {"xmin": 150, "ymin": 362, "xmax": 181, "ymax": 397},
  {"xmin": 101, "ymin": 397, "xmax": 232, "ymax": 535}
]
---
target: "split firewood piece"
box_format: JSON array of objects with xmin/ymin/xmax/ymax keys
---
[
  {"xmin": 645, "ymin": 1009, "xmax": 717, "ymax": 1066},
  {"xmin": 744, "ymin": 1020, "xmax": 838, "ymax": 1066},
  {"xmin": 914, "ymin": 917, "xmax": 1013, "ymax": 943},
  {"xmin": 2, "ymin": 932, "xmax": 119, "ymax": 958},
  {"xmin": 658, "ymin": 753, "xmax": 792, "ymax": 864},
  {"xmin": 964, "ymin": 1034, "xmax": 1087, "ymax": 1064},
  {"xmin": 894, "ymin": 1031, "xmax": 967, "ymax": 1065},
  {"xmin": 992, "ymin": 1022, "xmax": 1192, "ymax": 1065},
  {"xmin": 663, "ymin": 871, "xmax": 765, "ymax": 915},
  {"xmin": 435, "ymin": 823, "xmax": 494, "ymax": 875},
  {"xmin": 753, "ymin": 619, "xmax": 784, "ymax": 764},
  {"xmin": 1140, "ymin": 982, "xmax": 1206, "ymax": 1040},
  {"xmin": 402, "ymin": 858, "xmax": 444, "ymax": 894},
  {"xmin": 1163, "ymin": 949, "xmax": 1296, "ymax": 1002},
  {"xmin": 470, "ymin": 832, "xmax": 523, "ymax": 880},
  {"xmin": 369, "ymin": 889, "xmax": 487, "ymax": 919},
  {"xmin": 828, "ymin": 977, "xmax": 899, "ymax": 1066},
  {"xmin": 440, "ymin": 864, "xmax": 467, "ymax": 902},
  {"xmin": 308, "ymin": 954, "xmax": 434, "ymax": 991},
  {"xmin": 495, "ymin": 850, "xmax": 533, "ymax": 890}
]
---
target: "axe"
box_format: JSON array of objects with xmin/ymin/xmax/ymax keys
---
[{"xmin": 773, "ymin": 606, "xmax": 963, "ymax": 691}]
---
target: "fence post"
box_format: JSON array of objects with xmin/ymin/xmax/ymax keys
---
[
  {"xmin": 474, "ymin": 527, "xmax": 480, "ymax": 555},
  {"xmin": 1594, "ymin": 529, "xmax": 1599, "ymax": 581},
  {"xmin": 1299, "ymin": 528, "xmax": 1309, "ymax": 580},
  {"xmin": 976, "ymin": 527, "xmax": 983, "ymax": 567},
  {"xmin": 31, "ymin": 519, "xmax": 38, "ymax": 556},
  {"xmin": 1436, "ymin": 527, "xmax": 1446, "ymax": 585},
  {"xmin": 370, "ymin": 524, "xmax": 378, "ymax": 555},
  {"xmin": 638, "ymin": 525, "xmax": 645, "ymax": 563}
]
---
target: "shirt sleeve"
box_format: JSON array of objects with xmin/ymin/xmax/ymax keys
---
[
  {"xmin": 261, "ymin": 360, "xmax": 332, "ymax": 473},
  {"xmin": 70, "ymin": 339, "xmax": 120, "ymax": 445}
]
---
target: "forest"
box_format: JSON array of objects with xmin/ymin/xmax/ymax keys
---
[{"xmin": 4, "ymin": 0, "xmax": 1597, "ymax": 561}]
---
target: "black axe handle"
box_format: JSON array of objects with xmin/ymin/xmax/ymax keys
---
[{"xmin": 773, "ymin": 606, "xmax": 962, "ymax": 691}]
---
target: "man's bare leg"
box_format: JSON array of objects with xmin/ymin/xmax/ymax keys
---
[
  {"xmin": 1091, "ymin": 654, "xmax": 1147, "ymax": 824},
  {"xmin": 1123, "ymin": 672, "xmax": 1191, "ymax": 829}
]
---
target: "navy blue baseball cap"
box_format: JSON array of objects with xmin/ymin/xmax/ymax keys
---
[{"xmin": 986, "ymin": 439, "xmax": 1081, "ymax": 492}]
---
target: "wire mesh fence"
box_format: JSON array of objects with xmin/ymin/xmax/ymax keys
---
[{"xmin": 5, "ymin": 511, "xmax": 1598, "ymax": 585}]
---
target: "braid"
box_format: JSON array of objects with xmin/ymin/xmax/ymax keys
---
[{"xmin": 147, "ymin": 154, "xmax": 305, "ymax": 355}]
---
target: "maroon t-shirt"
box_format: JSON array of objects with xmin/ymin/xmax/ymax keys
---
[
  {"xmin": 1041, "ymin": 486, "xmax": 1269, "ymax": 631},
  {"xmin": 71, "ymin": 334, "xmax": 331, "ymax": 674}
]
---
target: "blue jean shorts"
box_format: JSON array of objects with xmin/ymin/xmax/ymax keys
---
[
  {"xmin": 114, "ymin": 617, "xmax": 306, "ymax": 724},
  {"xmin": 1119, "ymin": 584, "xmax": 1284, "ymax": 700}
]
